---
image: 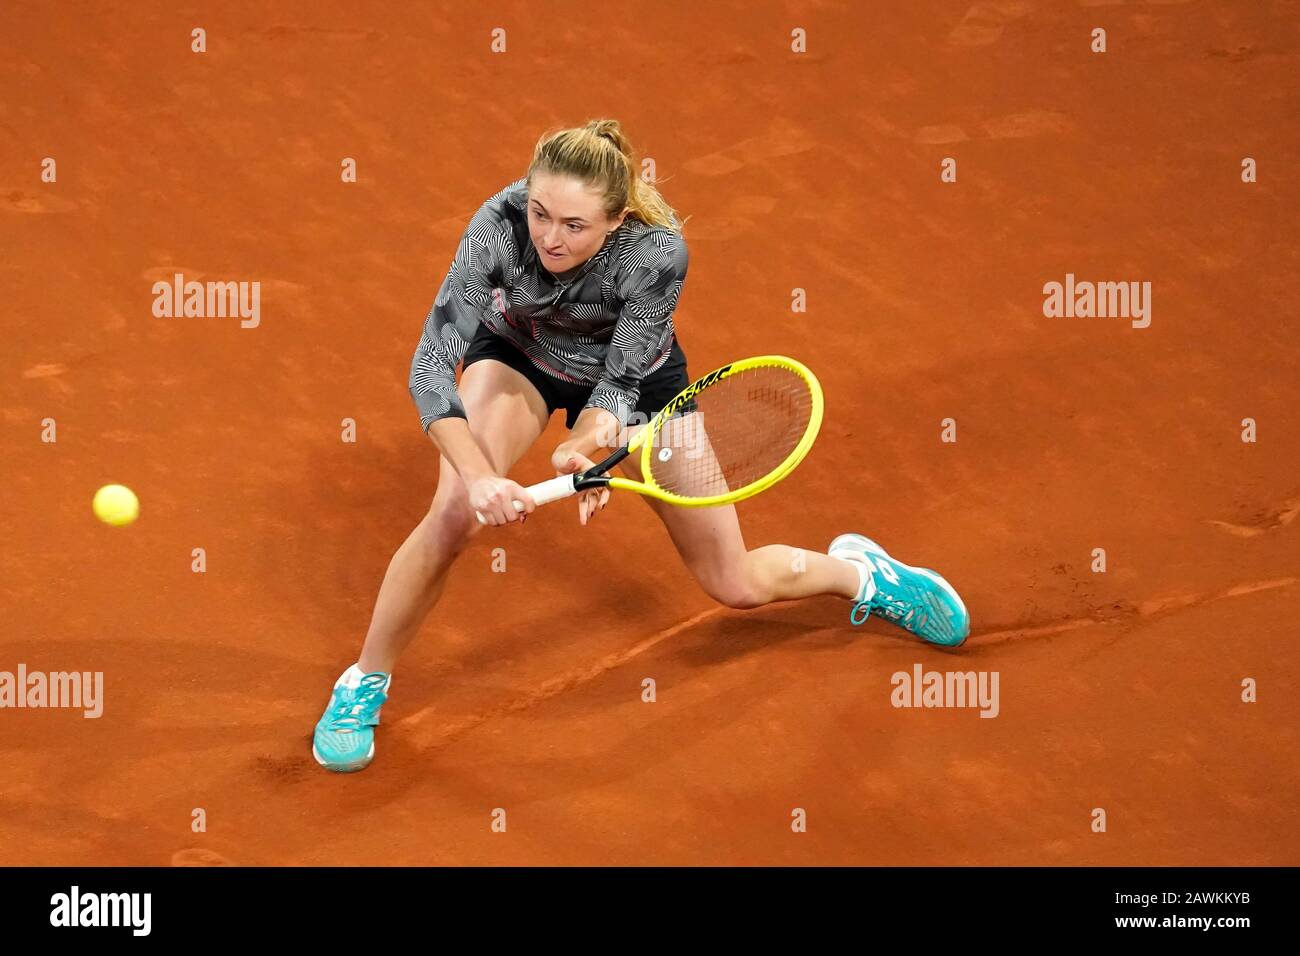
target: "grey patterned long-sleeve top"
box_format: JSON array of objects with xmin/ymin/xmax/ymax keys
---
[{"xmin": 409, "ymin": 179, "xmax": 689, "ymax": 432}]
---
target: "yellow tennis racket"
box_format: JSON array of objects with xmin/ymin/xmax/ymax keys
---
[{"xmin": 475, "ymin": 355, "xmax": 823, "ymax": 523}]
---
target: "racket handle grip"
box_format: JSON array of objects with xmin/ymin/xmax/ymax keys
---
[
  {"xmin": 525, "ymin": 473, "xmax": 580, "ymax": 506},
  {"xmin": 473, "ymin": 474, "xmax": 577, "ymax": 525}
]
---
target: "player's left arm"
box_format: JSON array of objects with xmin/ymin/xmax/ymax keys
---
[
  {"xmin": 551, "ymin": 233, "xmax": 689, "ymax": 523},
  {"xmin": 554, "ymin": 233, "xmax": 689, "ymax": 465}
]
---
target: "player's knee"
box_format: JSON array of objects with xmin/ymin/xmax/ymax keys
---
[
  {"xmin": 425, "ymin": 485, "xmax": 480, "ymax": 552},
  {"xmin": 703, "ymin": 575, "xmax": 764, "ymax": 610}
]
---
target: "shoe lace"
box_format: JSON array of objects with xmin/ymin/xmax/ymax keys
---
[
  {"xmin": 327, "ymin": 674, "xmax": 388, "ymax": 733},
  {"xmin": 868, "ymin": 588, "xmax": 927, "ymax": 630}
]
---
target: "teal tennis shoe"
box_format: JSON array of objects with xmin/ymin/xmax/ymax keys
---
[
  {"xmin": 830, "ymin": 534, "xmax": 970, "ymax": 647},
  {"xmin": 312, "ymin": 672, "xmax": 390, "ymax": 772}
]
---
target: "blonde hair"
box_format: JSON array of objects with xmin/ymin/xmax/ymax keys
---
[{"xmin": 527, "ymin": 119, "xmax": 685, "ymax": 232}]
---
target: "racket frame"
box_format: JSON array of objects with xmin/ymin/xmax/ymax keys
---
[{"xmin": 565, "ymin": 354, "xmax": 823, "ymax": 507}]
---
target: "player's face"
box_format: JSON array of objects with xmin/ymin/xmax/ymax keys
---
[{"xmin": 528, "ymin": 173, "xmax": 626, "ymax": 273}]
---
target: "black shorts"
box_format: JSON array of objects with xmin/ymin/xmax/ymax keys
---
[{"xmin": 461, "ymin": 323, "xmax": 690, "ymax": 429}]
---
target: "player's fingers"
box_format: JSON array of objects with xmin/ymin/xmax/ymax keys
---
[
  {"xmin": 503, "ymin": 492, "xmax": 529, "ymax": 522},
  {"xmin": 489, "ymin": 495, "xmax": 518, "ymax": 525}
]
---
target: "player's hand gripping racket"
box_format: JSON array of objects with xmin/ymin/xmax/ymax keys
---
[{"xmin": 474, "ymin": 355, "xmax": 823, "ymax": 523}]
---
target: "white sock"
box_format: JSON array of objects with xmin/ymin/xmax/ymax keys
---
[
  {"xmin": 829, "ymin": 551, "xmax": 876, "ymax": 604},
  {"xmin": 335, "ymin": 664, "xmax": 391, "ymax": 693}
]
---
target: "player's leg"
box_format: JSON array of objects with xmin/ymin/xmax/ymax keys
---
[
  {"xmin": 615, "ymin": 451, "xmax": 968, "ymax": 645},
  {"xmin": 313, "ymin": 359, "xmax": 548, "ymax": 772},
  {"xmin": 357, "ymin": 359, "xmax": 550, "ymax": 673},
  {"xmin": 614, "ymin": 452, "xmax": 861, "ymax": 609}
]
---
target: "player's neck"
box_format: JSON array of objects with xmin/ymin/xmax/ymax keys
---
[{"xmin": 549, "ymin": 263, "xmax": 584, "ymax": 281}]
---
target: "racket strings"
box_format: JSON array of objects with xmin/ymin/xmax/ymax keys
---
[{"xmin": 647, "ymin": 365, "xmax": 814, "ymax": 500}]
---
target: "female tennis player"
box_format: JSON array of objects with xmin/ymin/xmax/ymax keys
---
[{"xmin": 313, "ymin": 120, "xmax": 970, "ymax": 772}]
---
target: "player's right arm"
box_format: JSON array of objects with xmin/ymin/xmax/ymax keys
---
[
  {"xmin": 408, "ymin": 221, "xmax": 497, "ymax": 434},
  {"xmin": 427, "ymin": 418, "xmax": 535, "ymax": 525},
  {"xmin": 410, "ymin": 193, "xmax": 535, "ymax": 525}
]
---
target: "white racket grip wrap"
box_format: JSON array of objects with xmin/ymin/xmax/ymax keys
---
[
  {"xmin": 523, "ymin": 473, "xmax": 578, "ymax": 507},
  {"xmin": 473, "ymin": 473, "xmax": 578, "ymax": 525}
]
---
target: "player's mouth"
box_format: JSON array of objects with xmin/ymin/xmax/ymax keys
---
[{"xmin": 545, "ymin": 249, "xmax": 565, "ymax": 260}]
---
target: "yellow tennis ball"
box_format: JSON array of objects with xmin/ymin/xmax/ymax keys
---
[{"xmin": 93, "ymin": 484, "xmax": 140, "ymax": 527}]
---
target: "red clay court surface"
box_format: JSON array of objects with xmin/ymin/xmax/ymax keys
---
[{"xmin": 2, "ymin": 2, "xmax": 1297, "ymax": 865}]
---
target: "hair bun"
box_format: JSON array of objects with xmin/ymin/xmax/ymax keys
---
[{"xmin": 587, "ymin": 119, "xmax": 623, "ymax": 146}]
